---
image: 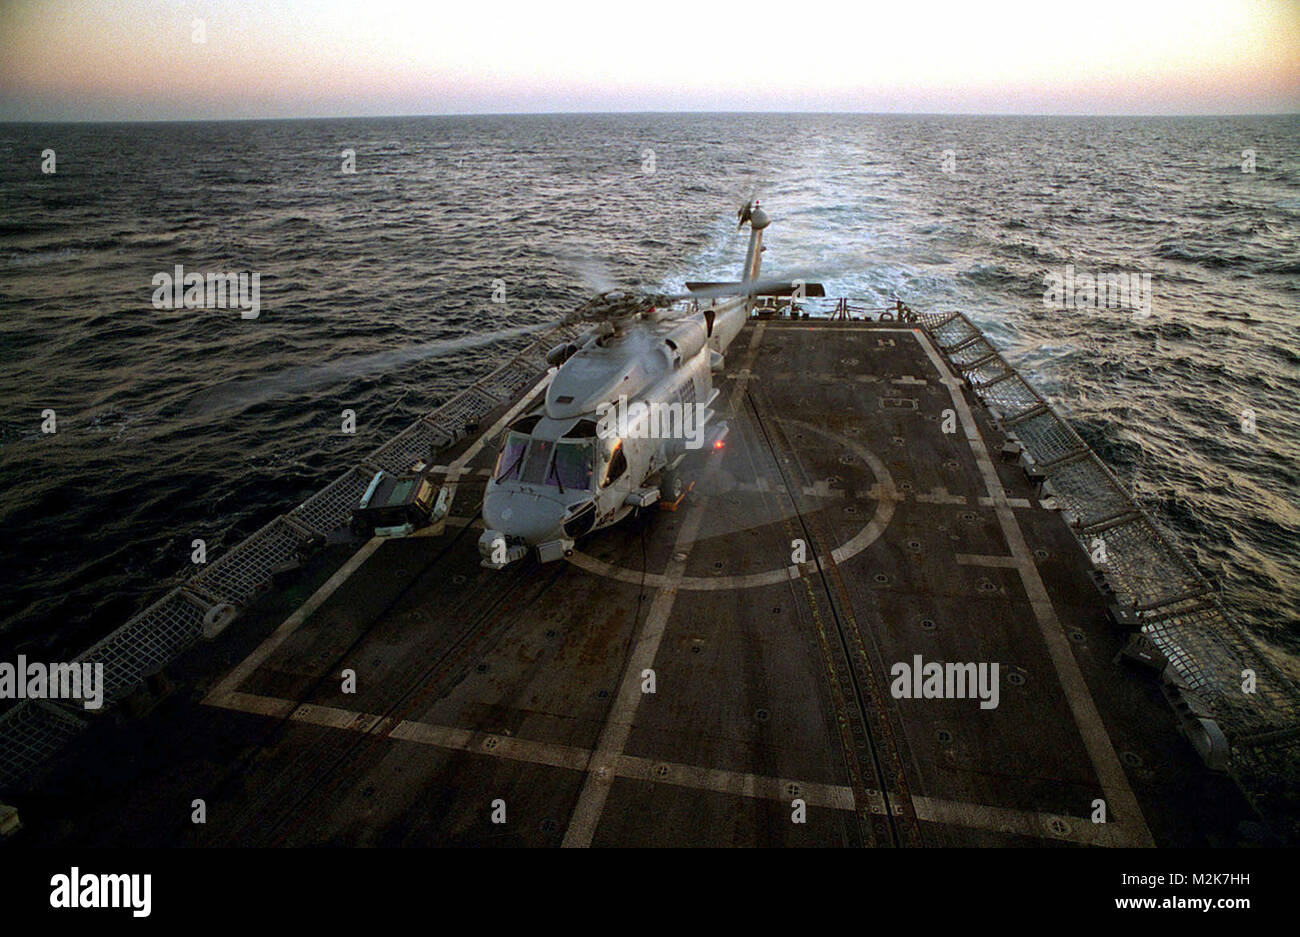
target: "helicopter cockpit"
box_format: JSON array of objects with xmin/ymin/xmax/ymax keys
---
[
  {"xmin": 482, "ymin": 410, "xmax": 631, "ymax": 563},
  {"xmin": 492, "ymin": 414, "xmax": 626, "ymax": 494}
]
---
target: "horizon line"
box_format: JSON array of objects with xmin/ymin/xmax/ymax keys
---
[{"xmin": 3, "ymin": 108, "xmax": 1299, "ymax": 126}]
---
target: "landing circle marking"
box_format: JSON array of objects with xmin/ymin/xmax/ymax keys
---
[{"xmin": 566, "ymin": 419, "xmax": 897, "ymax": 591}]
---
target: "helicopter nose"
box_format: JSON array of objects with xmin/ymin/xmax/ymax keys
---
[{"xmin": 483, "ymin": 488, "xmax": 566, "ymax": 544}]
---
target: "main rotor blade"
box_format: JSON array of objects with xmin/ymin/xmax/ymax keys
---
[
  {"xmin": 187, "ymin": 323, "xmax": 549, "ymax": 416},
  {"xmin": 552, "ymin": 248, "xmax": 621, "ymax": 295}
]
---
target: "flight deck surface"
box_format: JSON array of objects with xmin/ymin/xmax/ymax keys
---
[{"xmin": 19, "ymin": 319, "xmax": 1253, "ymax": 847}]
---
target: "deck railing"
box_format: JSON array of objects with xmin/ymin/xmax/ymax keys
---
[
  {"xmin": 0, "ymin": 319, "xmax": 585, "ymax": 791},
  {"xmin": 907, "ymin": 306, "xmax": 1299, "ymax": 831}
]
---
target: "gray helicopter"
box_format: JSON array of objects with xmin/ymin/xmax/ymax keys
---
[{"xmin": 478, "ymin": 201, "xmax": 822, "ymax": 568}]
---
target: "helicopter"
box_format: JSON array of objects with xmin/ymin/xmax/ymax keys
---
[{"xmin": 478, "ymin": 201, "xmax": 823, "ymax": 568}]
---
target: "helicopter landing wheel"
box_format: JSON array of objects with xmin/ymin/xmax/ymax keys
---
[{"xmin": 658, "ymin": 469, "xmax": 690, "ymax": 510}]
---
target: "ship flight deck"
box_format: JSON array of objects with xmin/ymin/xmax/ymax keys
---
[{"xmin": 13, "ymin": 318, "xmax": 1258, "ymax": 847}]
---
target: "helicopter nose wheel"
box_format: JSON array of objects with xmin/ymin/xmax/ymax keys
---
[{"xmin": 658, "ymin": 468, "xmax": 691, "ymax": 511}]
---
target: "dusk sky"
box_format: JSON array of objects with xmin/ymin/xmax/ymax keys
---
[{"xmin": 1, "ymin": 0, "xmax": 1298, "ymax": 120}]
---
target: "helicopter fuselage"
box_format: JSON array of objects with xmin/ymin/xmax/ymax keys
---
[
  {"xmin": 478, "ymin": 199, "xmax": 770, "ymax": 568},
  {"xmin": 478, "ymin": 295, "xmax": 746, "ymax": 567}
]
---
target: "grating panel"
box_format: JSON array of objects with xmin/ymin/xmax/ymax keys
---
[
  {"xmin": 1043, "ymin": 457, "xmax": 1132, "ymax": 526},
  {"xmin": 0, "ymin": 702, "xmax": 87, "ymax": 791},
  {"xmin": 75, "ymin": 589, "xmax": 208, "ymax": 703},
  {"xmin": 0, "ymin": 320, "xmax": 575, "ymax": 792},
  {"xmin": 292, "ymin": 466, "xmax": 373, "ymax": 536},
  {"xmin": 964, "ymin": 358, "xmax": 1010, "ymax": 387},
  {"xmin": 477, "ymin": 357, "xmax": 546, "ymax": 403},
  {"xmin": 191, "ymin": 518, "xmax": 308, "ymax": 607},
  {"xmin": 950, "ymin": 340, "xmax": 996, "ymax": 367},
  {"xmin": 922, "ymin": 309, "xmax": 1300, "ymax": 763},
  {"xmin": 1097, "ymin": 518, "xmax": 1202, "ymax": 603},
  {"xmin": 423, "ymin": 386, "xmax": 500, "ymax": 435},
  {"xmin": 982, "ymin": 376, "xmax": 1039, "ymax": 416},
  {"xmin": 1015, "ymin": 411, "xmax": 1086, "ymax": 466},
  {"xmin": 370, "ymin": 417, "xmax": 456, "ymax": 474}
]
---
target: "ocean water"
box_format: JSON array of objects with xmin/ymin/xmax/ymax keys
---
[{"xmin": 1, "ymin": 113, "xmax": 1297, "ymax": 677}]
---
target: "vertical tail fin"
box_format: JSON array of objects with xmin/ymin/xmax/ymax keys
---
[{"xmin": 737, "ymin": 201, "xmax": 770, "ymax": 284}]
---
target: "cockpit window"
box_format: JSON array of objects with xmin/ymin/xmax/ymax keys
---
[
  {"xmin": 519, "ymin": 439, "xmax": 555, "ymax": 485},
  {"xmin": 602, "ymin": 442, "xmax": 627, "ymax": 488},
  {"xmin": 508, "ymin": 414, "xmax": 542, "ymax": 434},
  {"xmin": 497, "ymin": 434, "xmax": 595, "ymax": 492},
  {"xmin": 553, "ymin": 441, "xmax": 594, "ymax": 491},
  {"xmin": 567, "ymin": 419, "xmax": 599, "ymax": 438},
  {"xmin": 495, "ymin": 432, "xmax": 529, "ymax": 481}
]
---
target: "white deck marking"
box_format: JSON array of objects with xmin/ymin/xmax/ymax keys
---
[
  {"xmin": 560, "ymin": 324, "xmax": 770, "ymax": 847},
  {"xmin": 915, "ymin": 486, "xmax": 967, "ymax": 505},
  {"xmin": 203, "ymin": 536, "xmax": 385, "ymax": 708},
  {"xmin": 979, "ymin": 495, "xmax": 1033, "ymax": 508},
  {"xmin": 204, "ymin": 374, "xmax": 553, "ymax": 708},
  {"xmin": 911, "ymin": 796, "xmax": 1127, "ymax": 847},
  {"xmin": 564, "ymin": 417, "xmax": 897, "ymax": 591},
  {"xmin": 783, "ymin": 327, "xmax": 918, "ymax": 333},
  {"xmin": 614, "ymin": 753, "xmax": 857, "ymax": 811},
  {"xmin": 915, "ymin": 331, "xmax": 1155, "ymax": 848},
  {"xmin": 559, "ymin": 581, "xmax": 685, "ymax": 846},
  {"xmin": 205, "ymin": 689, "xmax": 1125, "ymax": 846},
  {"xmin": 955, "ymin": 553, "xmax": 1024, "ymax": 568}
]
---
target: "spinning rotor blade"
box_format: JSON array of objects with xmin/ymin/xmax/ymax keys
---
[{"xmin": 187, "ymin": 324, "xmax": 548, "ymax": 416}]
